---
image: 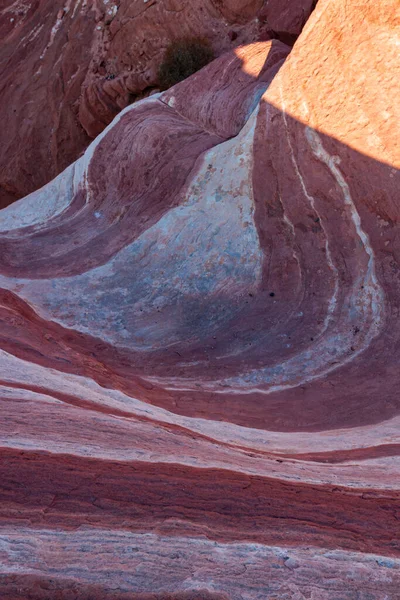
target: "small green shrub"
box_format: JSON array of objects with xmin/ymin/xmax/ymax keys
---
[{"xmin": 158, "ymin": 37, "xmax": 215, "ymax": 90}]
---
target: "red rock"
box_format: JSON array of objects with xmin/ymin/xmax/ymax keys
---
[
  {"xmin": 0, "ymin": 0, "xmax": 96, "ymax": 208},
  {"xmin": 258, "ymin": 0, "xmax": 317, "ymax": 37},
  {"xmin": 1, "ymin": 0, "xmax": 400, "ymax": 598},
  {"xmin": 0, "ymin": 0, "xmax": 315, "ymax": 207}
]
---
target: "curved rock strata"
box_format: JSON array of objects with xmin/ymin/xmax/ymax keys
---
[
  {"xmin": 0, "ymin": 0, "xmax": 315, "ymax": 207},
  {"xmin": 1, "ymin": 0, "xmax": 400, "ymax": 597}
]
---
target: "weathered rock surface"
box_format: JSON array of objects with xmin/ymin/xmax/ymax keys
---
[
  {"xmin": 258, "ymin": 0, "xmax": 317, "ymax": 41},
  {"xmin": 0, "ymin": 0, "xmax": 316, "ymax": 208},
  {"xmin": 1, "ymin": 0, "xmax": 400, "ymax": 597}
]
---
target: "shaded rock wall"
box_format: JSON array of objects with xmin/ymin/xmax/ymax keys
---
[
  {"xmin": 0, "ymin": 0, "xmax": 97, "ymax": 207},
  {"xmin": 1, "ymin": 0, "xmax": 400, "ymax": 597}
]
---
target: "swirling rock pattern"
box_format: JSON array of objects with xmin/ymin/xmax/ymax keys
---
[
  {"xmin": 1, "ymin": 0, "xmax": 400, "ymax": 597},
  {"xmin": 0, "ymin": 0, "xmax": 315, "ymax": 207}
]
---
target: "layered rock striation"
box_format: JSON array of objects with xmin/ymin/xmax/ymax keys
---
[
  {"xmin": 1, "ymin": 0, "xmax": 400, "ymax": 597},
  {"xmin": 0, "ymin": 0, "xmax": 315, "ymax": 207}
]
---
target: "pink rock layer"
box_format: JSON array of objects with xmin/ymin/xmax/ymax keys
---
[
  {"xmin": 0, "ymin": 0, "xmax": 315, "ymax": 208},
  {"xmin": 1, "ymin": 0, "xmax": 400, "ymax": 597}
]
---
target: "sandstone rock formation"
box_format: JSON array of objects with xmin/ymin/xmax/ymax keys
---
[
  {"xmin": 0, "ymin": 0, "xmax": 316, "ymax": 207},
  {"xmin": 1, "ymin": 0, "xmax": 400, "ymax": 597}
]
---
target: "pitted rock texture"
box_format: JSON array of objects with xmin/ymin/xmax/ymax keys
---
[
  {"xmin": 1, "ymin": 0, "xmax": 400, "ymax": 598},
  {"xmin": 0, "ymin": 0, "xmax": 316, "ymax": 208}
]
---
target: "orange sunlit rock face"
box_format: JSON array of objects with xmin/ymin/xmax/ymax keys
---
[
  {"xmin": 265, "ymin": 0, "xmax": 400, "ymax": 166},
  {"xmin": 0, "ymin": 0, "xmax": 400, "ymax": 598}
]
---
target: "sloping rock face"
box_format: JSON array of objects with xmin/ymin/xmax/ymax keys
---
[
  {"xmin": 0, "ymin": 0, "xmax": 316, "ymax": 208},
  {"xmin": 1, "ymin": 0, "xmax": 400, "ymax": 598},
  {"xmin": 0, "ymin": 0, "xmax": 96, "ymax": 208}
]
